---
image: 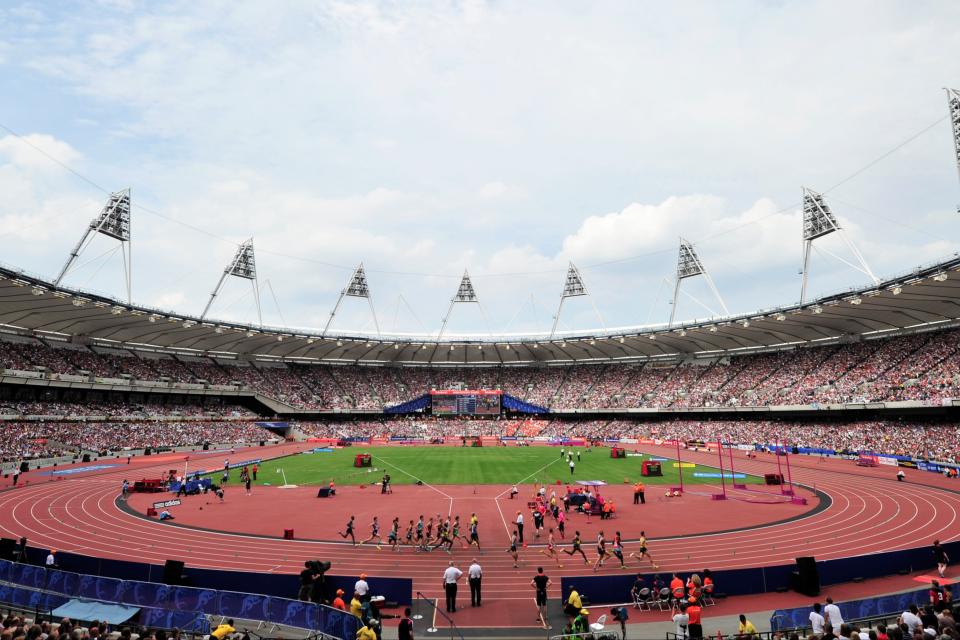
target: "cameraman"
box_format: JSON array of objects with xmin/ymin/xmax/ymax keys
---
[{"xmin": 298, "ymin": 562, "xmax": 317, "ymax": 601}]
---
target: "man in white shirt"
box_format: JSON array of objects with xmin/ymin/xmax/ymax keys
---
[
  {"xmin": 355, "ymin": 573, "xmax": 370, "ymax": 602},
  {"xmin": 824, "ymin": 597, "xmax": 844, "ymax": 628},
  {"xmin": 442, "ymin": 561, "xmax": 463, "ymax": 613},
  {"xmin": 900, "ymin": 605, "xmax": 922, "ymax": 635},
  {"xmin": 809, "ymin": 602, "xmax": 825, "ymax": 635},
  {"xmin": 45, "ymin": 550, "xmax": 56, "ymax": 567},
  {"xmin": 467, "ymin": 559, "xmax": 482, "ymax": 607},
  {"xmin": 569, "ymin": 460, "xmax": 575, "ymax": 475},
  {"xmin": 516, "ymin": 512, "xmax": 524, "ymax": 544},
  {"xmin": 672, "ymin": 602, "xmax": 689, "ymax": 638}
]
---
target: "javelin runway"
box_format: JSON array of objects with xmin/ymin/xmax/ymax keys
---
[{"xmin": 0, "ymin": 443, "xmax": 957, "ymax": 628}]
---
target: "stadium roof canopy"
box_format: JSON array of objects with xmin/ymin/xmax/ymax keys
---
[{"xmin": 2, "ymin": 257, "xmax": 960, "ymax": 365}]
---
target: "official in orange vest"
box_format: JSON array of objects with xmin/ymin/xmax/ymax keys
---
[
  {"xmin": 670, "ymin": 573, "xmax": 685, "ymax": 603},
  {"xmin": 633, "ymin": 481, "xmax": 645, "ymax": 504}
]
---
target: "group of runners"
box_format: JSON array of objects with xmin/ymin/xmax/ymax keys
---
[
  {"xmin": 338, "ymin": 513, "xmax": 482, "ymax": 552},
  {"xmin": 335, "ymin": 510, "xmax": 658, "ymax": 572},
  {"xmin": 529, "ymin": 528, "xmax": 659, "ymax": 572}
]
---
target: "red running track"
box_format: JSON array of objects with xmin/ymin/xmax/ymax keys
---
[{"xmin": 0, "ymin": 442, "xmax": 958, "ymax": 629}]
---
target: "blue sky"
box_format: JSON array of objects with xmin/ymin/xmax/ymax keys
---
[{"xmin": 1, "ymin": 1, "xmax": 959, "ymax": 336}]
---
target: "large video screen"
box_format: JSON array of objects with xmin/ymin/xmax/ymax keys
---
[{"xmin": 431, "ymin": 390, "xmax": 501, "ymax": 416}]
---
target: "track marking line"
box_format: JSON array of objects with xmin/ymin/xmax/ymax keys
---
[
  {"xmin": 375, "ymin": 456, "xmax": 454, "ymax": 500},
  {"xmin": 494, "ymin": 455, "xmax": 565, "ymax": 499}
]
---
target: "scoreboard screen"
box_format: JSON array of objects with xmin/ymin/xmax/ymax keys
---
[{"xmin": 431, "ymin": 390, "xmax": 501, "ymax": 416}]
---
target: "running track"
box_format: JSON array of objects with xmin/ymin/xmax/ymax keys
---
[{"xmin": 1, "ymin": 443, "xmax": 957, "ymax": 628}]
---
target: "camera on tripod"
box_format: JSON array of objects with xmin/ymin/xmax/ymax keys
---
[{"xmin": 306, "ymin": 560, "xmax": 331, "ymax": 574}]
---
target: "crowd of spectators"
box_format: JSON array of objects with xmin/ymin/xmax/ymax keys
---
[
  {"xmin": 0, "ymin": 614, "xmax": 208, "ymax": 640},
  {"xmin": 650, "ymin": 420, "xmax": 960, "ymax": 462},
  {"xmin": 0, "ymin": 421, "xmax": 278, "ymax": 461},
  {"xmin": 3, "ymin": 327, "xmax": 960, "ymax": 411},
  {"xmin": 0, "ymin": 400, "xmax": 253, "ymax": 418},
  {"xmin": 290, "ymin": 417, "xmax": 960, "ymax": 462}
]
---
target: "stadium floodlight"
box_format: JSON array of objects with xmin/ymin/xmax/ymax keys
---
[
  {"xmin": 947, "ymin": 89, "xmax": 960, "ymax": 183},
  {"xmin": 438, "ymin": 270, "xmax": 489, "ymax": 339},
  {"xmin": 669, "ymin": 238, "xmax": 729, "ymax": 327},
  {"xmin": 800, "ymin": 187, "xmax": 878, "ymax": 304},
  {"xmin": 322, "ymin": 263, "xmax": 380, "ymax": 337},
  {"xmin": 55, "ymin": 189, "xmax": 133, "ymax": 303},
  {"xmin": 200, "ymin": 238, "xmax": 262, "ymax": 326},
  {"xmin": 550, "ymin": 262, "xmax": 603, "ymax": 338}
]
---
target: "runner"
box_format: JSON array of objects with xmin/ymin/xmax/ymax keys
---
[
  {"xmin": 415, "ymin": 516, "xmax": 425, "ymax": 548},
  {"xmin": 359, "ymin": 516, "xmax": 383, "ymax": 550},
  {"xmin": 404, "ymin": 519, "xmax": 415, "ymax": 547},
  {"xmin": 433, "ymin": 520, "xmax": 453, "ymax": 553},
  {"xmin": 562, "ymin": 531, "xmax": 589, "ymax": 564},
  {"xmin": 388, "ymin": 517, "xmax": 401, "ymax": 552},
  {"xmin": 507, "ymin": 530, "xmax": 520, "ymax": 568},
  {"xmin": 338, "ymin": 515, "xmax": 357, "ymax": 546},
  {"xmin": 468, "ymin": 516, "xmax": 482, "ymax": 552},
  {"xmin": 557, "ymin": 510, "xmax": 566, "ymax": 538},
  {"xmin": 612, "ymin": 531, "xmax": 626, "ymax": 569},
  {"xmin": 450, "ymin": 516, "xmax": 469, "ymax": 549},
  {"xmin": 539, "ymin": 528, "xmax": 563, "ymax": 567},
  {"xmin": 628, "ymin": 530, "xmax": 659, "ymax": 569},
  {"xmin": 592, "ymin": 530, "xmax": 609, "ymax": 572}
]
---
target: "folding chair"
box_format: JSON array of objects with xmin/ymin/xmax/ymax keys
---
[
  {"xmin": 634, "ymin": 587, "xmax": 652, "ymax": 610},
  {"xmin": 589, "ymin": 614, "xmax": 608, "ymax": 633},
  {"xmin": 656, "ymin": 587, "xmax": 672, "ymax": 611},
  {"xmin": 702, "ymin": 583, "xmax": 715, "ymax": 606}
]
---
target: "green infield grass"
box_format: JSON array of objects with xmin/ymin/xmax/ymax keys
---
[{"xmin": 218, "ymin": 446, "xmax": 763, "ymax": 487}]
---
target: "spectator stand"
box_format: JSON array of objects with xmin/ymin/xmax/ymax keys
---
[{"xmin": 0, "ymin": 559, "xmax": 359, "ymax": 639}]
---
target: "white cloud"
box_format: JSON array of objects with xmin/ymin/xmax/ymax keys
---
[
  {"xmin": 0, "ymin": 134, "xmax": 82, "ymax": 170},
  {"xmin": 1, "ymin": 2, "xmax": 959, "ymax": 332},
  {"xmin": 557, "ymin": 196, "xmax": 797, "ymax": 275}
]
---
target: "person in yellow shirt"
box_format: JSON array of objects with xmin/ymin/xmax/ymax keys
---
[
  {"xmin": 564, "ymin": 586, "xmax": 583, "ymax": 617},
  {"xmin": 211, "ymin": 619, "xmax": 236, "ymax": 640},
  {"xmin": 350, "ymin": 594, "xmax": 363, "ymax": 618},
  {"xmin": 738, "ymin": 614, "xmax": 758, "ymax": 636},
  {"xmin": 356, "ymin": 620, "xmax": 378, "ymax": 640}
]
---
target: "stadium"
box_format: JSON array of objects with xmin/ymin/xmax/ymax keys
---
[{"xmin": 2, "ymin": 5, "xmax": 960, "ymax": 640}]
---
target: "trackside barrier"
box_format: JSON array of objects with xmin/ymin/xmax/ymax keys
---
[
  {"xmin": 559, "ymin": 540, "xmax": 960, "ymax": 606},
  {"xmin": 0, "ymin": 560, "xmax": 359, "ymax": 639},
  {"xmin": 770, "ymin": 587, "xmax": 929, "ymax": 631},
  {"xmin": 15, "ymin": 546, "xmax": 412, "ymax": 606},
  {"xmin": 0, "ymin": 583, "xmax": 69, "ymax": 613},
  {"xmin": 0, "ymin": 581, "xmax": 206, "ymax": 633}
]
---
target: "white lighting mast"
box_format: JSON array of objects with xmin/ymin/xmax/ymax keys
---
[
  {"xmin": 669, "ymin": 237, "xmax": 728, "ymax": 326},
  {"xmin": 201, "ymin": 238, "xmax": 261, "ymax": 326},
  {"xmin": 799, "ymin": 187, "xmax": 878, "ymax": 304},
  {"xmin": 550, "ymin": 262, "xmax": 603, "ymax": 338},
  {"xmin": 322, "ymin": 263, "xmax": 380, "ymax": 337},
  {"xmin": 55, "ymin": 189, "xmax": 132, "ymax": 303},
  {"xmin": 438, "ymin": 269, "xmax": 488, "ymax": 339}
]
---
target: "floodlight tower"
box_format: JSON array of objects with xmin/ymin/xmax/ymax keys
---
[
  {"xmin": 322, "ymin": 263, "xmax": 380, "ymax": 337},
  {"xmin": 947, "ymin": 88, "xmax": 960, "ymax": 183},
  {"xmin": 55, "ymin": 189, "xmax": 132, "ymax": 303},
  {"xmin": 438, "ymin": 270, "xmax": 488, "ymax": 339},
  {"xmin": 201, "ymin": 239, "xmax": 262, "ymax": 326},
  {"xmin": 669, "ymin": 238, "xmax": 728, "ymax": 326},
  {"xmin": 550, "ymin": 262, "xmax": 603, "ymax": 338},
  {"xmin": 799, "ymin": 187, "xmax": 878, "ymax": 304}
]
